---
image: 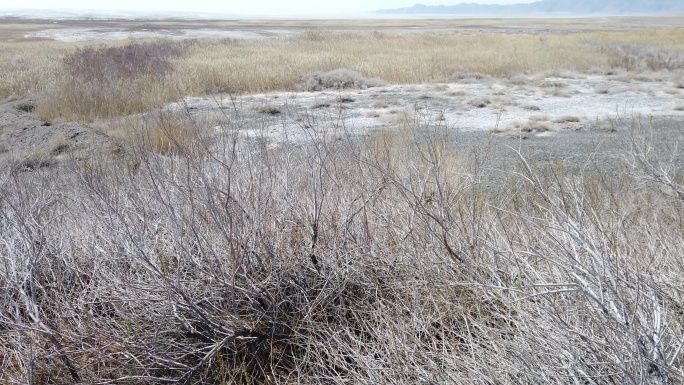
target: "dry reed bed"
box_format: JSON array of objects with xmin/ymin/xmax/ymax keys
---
[
  {"xmin": 0, "ymin": 113, "xmax": 683, "ymax": 384},
  {"xmin": 1, "ymin": 29, "xmax": 683, "ymax": 121}
]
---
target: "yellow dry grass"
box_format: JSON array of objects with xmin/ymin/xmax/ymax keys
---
[
  {"xmin": 174, "ymin": 31, "xmax": 624, "ymax": 94},
  {"xmin": 98, "ymin": 111, "xmax": 213, "ymax": 155},
  {"xmin": 0, "ymin": 41, "xmax": 67, "ymax": 99},
  {"xmin": 0, "ymin": 21, "xmax": 683, "ymax": 121}
]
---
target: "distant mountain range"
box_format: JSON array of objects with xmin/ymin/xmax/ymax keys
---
[{"xmin": 376, "ymin": 0, "xmax": 684, "ymax": 15}]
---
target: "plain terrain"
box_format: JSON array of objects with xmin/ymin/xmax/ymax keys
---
[{"xmin": 1, "ymin": 16, "xmax": 683, "ymax": 385}]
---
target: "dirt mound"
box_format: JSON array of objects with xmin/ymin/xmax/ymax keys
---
[{"xmin": 0, "ymin": 98, "xmax": 134, "ymax": 171}]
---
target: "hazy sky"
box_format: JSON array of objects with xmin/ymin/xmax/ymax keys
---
[{"xmin": 4, "ymin": 0, "xmax": 534, "ymax": 15}]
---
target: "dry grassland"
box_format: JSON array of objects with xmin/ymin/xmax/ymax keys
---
[{"xmin": 1, "ymin": 19, "xmax": 683, "ymax": 121}]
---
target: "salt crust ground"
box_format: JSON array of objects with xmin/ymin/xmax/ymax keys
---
[
  {"xmin": 1, "ymin": 74, "xmax": 682, "ymax": 178},
  {"xmin": 24, "ymin": 28, "xmax": 295, "ymax": 42},
  {"xmin": 165, "ymin": 74, "xmax": 684, "ymax": 144}
]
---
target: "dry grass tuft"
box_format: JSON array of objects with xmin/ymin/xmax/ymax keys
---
[
  {"xmin": 311, "ymin": 99, "xmax": 332, "ymax": 109},
  {"xmin": 11, "ymin": 149, "xmax": 55, "ymax": 172},
  {"xmin": 297, "ymin": 68, "xmax": 387, "ymax": 91},
  {"xmin": 539, "ymin": 79, "xmax": 568, "ymax": 88},
  {"xmin": 507, "ymin": 74, "xmax": 532, "ymax": 85},
  {"xmin": 102, "ymin": 110, "xmax": 212, "ymax": 155},
  {"xmin": 445, "ymin": 90, "xmax": 466, "ymax": 98},
  {"xmin": 673, "ymin": 73, "xmax": 684, "ymax": 89},
  {"xmin": 633, "ymin": 71, "xmax": 669, "ymax": 82},
  {"xmin": 594, "ymin": 84, "xmax": 612, "ymax": 94},
  {"xmin": 375, "ymin": 108, "xmax": 413, "ymax": 124},
  {"xmin": 468, "ymin": 97, "xmax": 492, "ymax": 108},
  {"xmin": 529, "ymin": 114, "xmax": 551, "ymax": 122},
  {"xmin": 371, "ymin": 99, "xmax": 390, "ymax": 109},
  {"xmin": 253, "ymin": 104, "xmax": 282, "ymax": 115},
  {"xmin": 494, "ymin": 117, "xmax": 555, "ymax": 136},
  {"xmin": 546, "ymin": 88, "xmax": 573, "ymax": 97},
  {"xmin": 450, "ymin": 72, "xmax": 492, "ymax": 83},
  {"xmin": 554, "ymin": 115, "xmax": 582, "ymax": 123}
]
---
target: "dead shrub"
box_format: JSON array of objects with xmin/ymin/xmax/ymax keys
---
[
  {"xmin": 603, "ymin": 44, "xmax": 684, "ymax": 71},
  {"xmin": 15, "ymin": 101, "xmax": 34, "ymax": 113},
  {"xmin": 62, "ymin": 41, "xmax": 184, "ymax": 83},
  {"xmin": 1, "ymin": 110, "xmax": 683, "ymax": 384},
  {"xmin": 11, "ymin": 150, "xmax": 54, "ymax": 172},
  {"xmin": 39, "ymin": 41, "xmax": 189, "ymax": 122}
]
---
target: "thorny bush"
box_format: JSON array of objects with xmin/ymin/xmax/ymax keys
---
[{"xmin": 0, "ymin": 110, "xmax": 683, "ymax": 384}]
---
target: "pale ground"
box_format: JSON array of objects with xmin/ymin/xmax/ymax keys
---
[
  {"xmin": 154, "ymin": 73, "xmax": 684, "ymax": 185},
  {"xmin": 14, "ymin": 16, "xmax": 684, "ymax": 42},
  {"xmin": 163, "ymin": 73, "xmax": 684, "ymax": 144},
  {"xmin": 23, "ymin": 27, "xmax": 296, "ymax": 42}
]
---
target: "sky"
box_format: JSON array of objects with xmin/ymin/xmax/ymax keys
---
[{"xmin": 1, "ymin": 0, "xmax": 534, "ymax": 16}]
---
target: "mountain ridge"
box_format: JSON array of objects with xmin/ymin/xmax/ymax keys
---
[{"xmin": 376, "ymin": 0, "xmax": 684, "ymax": 15}]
